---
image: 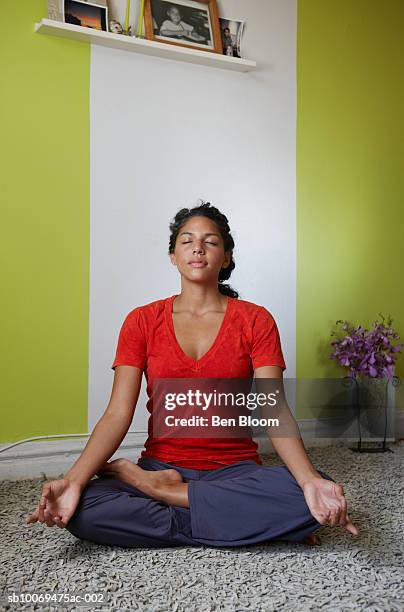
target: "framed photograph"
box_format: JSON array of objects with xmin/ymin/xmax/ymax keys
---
[
  {"xmin": 48, "ymin": 0, "xmax": 108, "ymax": 23},
  {"xmin": 48, "ymin": 1, "xmax": 108, "ymax": 31},
  {"xmin": 219, "ymin": 17, "xmax": 244, "ymax": 58},
  {"xmin": 64, "ymin": 0, "xmax": 108, "ymax": 31},
  {"xmin": 144, "ymin": 0, "xmax": 222, "ymax": 53}
]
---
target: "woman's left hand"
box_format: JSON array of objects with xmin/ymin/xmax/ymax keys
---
[{"xmin": 302, "ymin": 477, "xmax": 359, "ymax": 536}]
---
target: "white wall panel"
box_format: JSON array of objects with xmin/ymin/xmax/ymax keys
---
[{"xmin": 89, "ymin": 0, "xmax": 297, "ymax": 435}]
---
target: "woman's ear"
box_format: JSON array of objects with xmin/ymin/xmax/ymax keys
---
[
  {"xmin": 222, "ymin": 252, "xmax": 231, "ymax": 269},
  {"xmin": 170, "ymin": 254, "xmax": 176, "ymax": 266}
]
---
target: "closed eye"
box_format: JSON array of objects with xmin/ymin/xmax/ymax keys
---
[{"xmin": 182, "ymin": 241, "xmax": 218, "ymax": 245}]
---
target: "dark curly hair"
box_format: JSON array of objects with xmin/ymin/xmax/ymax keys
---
[{"xmin": 168, "ymin": 201, "xmax": 239, "ymax": 299}]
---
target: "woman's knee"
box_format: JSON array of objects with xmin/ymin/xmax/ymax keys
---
[
  {"xmin": 64, "ymin": 480, "xmax": 179, "ymax": 548},
  {"xmin": 65, "ymin": 479, "xmax": 107, "ymax": 539},
  {"xmin": 65, "ymin": 498, "xmax": 92, "ymax": 539},
  {"xmin": 65, "ymin": 510, "xmax": 87, "ymax": 539}
]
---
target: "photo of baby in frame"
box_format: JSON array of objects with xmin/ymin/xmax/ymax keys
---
[{"xmin": 144, "ymin": 0, "xmax": 222, "ymax": 53}]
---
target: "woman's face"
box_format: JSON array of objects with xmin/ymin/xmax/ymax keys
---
[{"xmin": 170, "ymin": 216, "xmax": 231, "ymax": 284}]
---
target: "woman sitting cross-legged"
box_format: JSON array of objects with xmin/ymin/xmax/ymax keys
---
[{"xmin": 25, "ymin": 202, "xmax": 359, "ymax": 548}]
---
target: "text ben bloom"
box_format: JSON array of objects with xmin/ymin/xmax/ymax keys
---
[{"xmin": 162, "ymin": 389, "xmax": 281, "ymax": 428}]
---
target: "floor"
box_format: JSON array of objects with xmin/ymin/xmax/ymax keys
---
[{"xmin": 1, "ymin": 441, "xmax": 403, "ymax": 611}]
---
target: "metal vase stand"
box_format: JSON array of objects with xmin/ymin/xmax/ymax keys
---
[{"xmin": 347, "ymin": 375, "xmax": 401, "ymax": 453}]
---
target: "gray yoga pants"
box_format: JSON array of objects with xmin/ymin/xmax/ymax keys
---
[{"xmin": 66, "ymin": 457, "xmax": 336, "ymax": 548}]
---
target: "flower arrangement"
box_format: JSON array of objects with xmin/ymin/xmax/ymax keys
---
[{"xmin": 330, "ymin": 313, "xmax": 402, "ymax": 380}]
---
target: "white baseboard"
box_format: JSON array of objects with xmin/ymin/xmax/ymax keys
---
[
  {"xmin": 0, "ymin": 433, "xmax": 148, "ymax": 480},
  {"xmin": 1, "ymin": 412, "xmax": 403, "ymax": 480}
]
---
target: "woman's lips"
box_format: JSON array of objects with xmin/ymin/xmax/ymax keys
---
[{"xmin": 189, "ymin": 262, "xmax": 207, "ymax": 267}]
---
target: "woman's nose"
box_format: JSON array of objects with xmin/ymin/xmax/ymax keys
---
[{"xmin": 193, "ymin": 244, "xmax": 204, "ymax": 253}]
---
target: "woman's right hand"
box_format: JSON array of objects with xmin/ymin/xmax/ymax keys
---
[{"xmin": 25, "ymin": 478, "xmax": 84, "ymax": 529}]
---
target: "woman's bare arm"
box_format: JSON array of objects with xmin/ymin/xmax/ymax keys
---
[
  {"xmin": 254, "ymin": 365, "xmax": 321, "ymax": 486},
  {"xmin": 63, "ymin": 365, "xmax": 143, "ymax": 491}
]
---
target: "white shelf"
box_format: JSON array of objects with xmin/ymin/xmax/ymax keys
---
[{"xmin": 34, "ymin": 19, "xmax": 256, "ymax": 73}]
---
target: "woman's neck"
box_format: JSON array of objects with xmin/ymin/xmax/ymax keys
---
[{"xmin": 173, "ymin": 286, "xmax": 227, "ymax": 315}]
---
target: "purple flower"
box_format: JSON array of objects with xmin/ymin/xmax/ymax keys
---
[{"xmin": 329, "ymin": 314, "xmax": 402, "ymax": 380}]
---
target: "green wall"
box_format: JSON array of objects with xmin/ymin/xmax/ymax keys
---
[
  {"xmin": 0, "ymin": 1, "xmax": 90, "ymax": 442},
  {"xmin": 1, "ymin": 1, "xmax": 403, "ymax": 443},
  {"xmin": 297, "ymin": 0, "xmax": 404, "ymax": 404}
]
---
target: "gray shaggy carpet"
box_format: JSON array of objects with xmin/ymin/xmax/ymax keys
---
[{"xmin": 1, "ymin": 441, "xmax": 403, "ymax": 611}]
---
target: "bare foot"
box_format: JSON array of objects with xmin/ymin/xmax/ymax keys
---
[
  {"xmin": 302, "ymin": 532, "xmax": 322, "ymax": 546},
  {"xmin": 97, "ymin": 458, "xmax": 183, "ymax": 498}
]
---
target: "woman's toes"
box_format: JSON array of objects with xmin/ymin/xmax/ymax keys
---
[
  {"xmin": 96, "ymin": 462, "xmax": 109, "ymax": 474},
  {"xmin": 96, "ymin": 458, "xmax": 127, "ymax": 477},
  {"xmin": 110, "ymin": 458, "xmax": 132, "ymax": 469},
  {"xmin": 100, "ymin": 458, "xmax": 132, "ymax": 472}
]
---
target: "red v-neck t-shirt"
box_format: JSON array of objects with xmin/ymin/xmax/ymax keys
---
[{"xmin": 111, "ymin": 294, "xmax": 287, "ymax": 469}]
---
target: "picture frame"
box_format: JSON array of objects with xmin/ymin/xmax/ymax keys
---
[
  {"xmin": 144, "ymin": 0, "xmax": 222, "ymax": 54},
  {"xmin": 219, "ymin": 17, "xmax": 244, "ymax": 59},
  {"xmin": 64, "ymin": 0, "xmax": 108, "ymax": 31},
  {"xmin": 48, "ymin": 0, "xmax": 108, "ymax": 32}
]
